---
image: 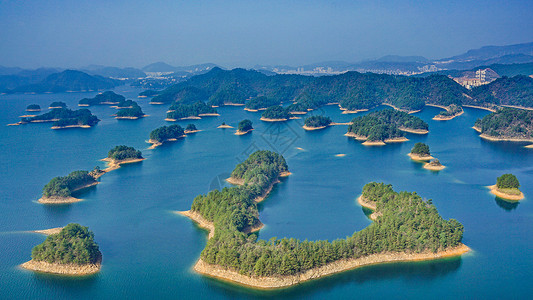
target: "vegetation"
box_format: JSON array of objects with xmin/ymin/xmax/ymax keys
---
[
  {"xmin": 107, "ymin": 145, "xmax": 143, "ymax": 161},
  {"xmin": 139, "ymin": 90, "xmax": 159, "ymax": 97},
  {"xmin": 79, "ymin": 91, "xmax": 125, "ymax": 106},
  {"xmin": 246, "ymin": 96, "xmax": 281, "ymax": 110},
  {"xmin": 436, "ymin": 104, "xmax": 463, "ymax": 117},
  {"xmin": 116, "ymin": 99, "xmax": 136, "ymax": 108},
  {"xmin": 115, "ymin": 101, "xmax": 145, "ymax": 118},
  {"xmin": 189, "ymin": 152, "xmax": 464, "ymax": 277},
  {"xmin": 149, "ymin": 125, "xmax": 185, "ymax": 142},
  {"xmin": 469, "ymin": 75, "xmax": 533, "ymax": 108},
  {"xmin": 411, "ymin": 143, "xmax": 430, "ymax": 156},
  {"xmin": 42, "ymin": 171, "xmax": 97, "ymax": 198},
  {"xmin": 167, "ymin": 101, "xmax": 217, "ymax": 120},
  {"xmin": 31, "ymin": 223, "xmax": 101, "ymax": 265},
  {"xmin": 185, "ymin": 124, "xmax": 198, "ymax": 132},
  {"xmin": 474, "ymin": 107, "xmax": 533, "ymax": 140},
  {"xmin": 26, "ymin": 104, "xmax": 40, "ymax": 110},
  {"xmin": 261, "ymin": 106, "xmax": 290, "ymax": 120},
  {"xmin": 49, "ymin": 101, "xmax": 66, "ymax": 108},
  {"xmin": 304, "ymin": 115, "xmax": 332, "ymax": 128},
  {"xmin": 496, "ymin": 174, "xmax": 520, "ymax": 189},
  {"xmin": 237, "ymin": 119, "xmax": 253, "ymax": 132},
  {"xmin": 348, "ymin": 109, "xmax": 427, "ymax": 141},
  {"xmin": 21, "ymin": 108, "xmax": 99, "ymax": 127},
  {"xmin": 207, "ymin": 83, "xmax": 252, "ymax": 106}
]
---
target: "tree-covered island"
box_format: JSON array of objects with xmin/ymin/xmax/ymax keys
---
[
  {"xmin": 179, "ymin": 151, "xmax": 468, "ymax": 289},
  {"xmin": 39, "ymin": 170, "xmax": 99, "ymax": 204},
  {"xmin": 114, "ymin": 101, "xmax": 146, "ymax": 119},
  {"xmin": 114, "ymin": 99, "xmax": 136, "ymax": 109},
  {"xmin": 21, "ymin": 223, "xmax": 102, "ymax": 275},
  {"xmin": 409, "ymin": 142, "xmax": 433, "ymax": 161},
  {"xmin": 26, "ymin": 104, "xmax": 41, "ymax": 112},
  {"xmin": 346, "ymin": 109, "xmax": 428, "ymax": 145},
  {"xmin": 166, "ymin": 101, "xmax": 218, "ymax": 121},
  {"xmin": 473, "ymin": 107, "xmax": 533, "ymax": 142},
  {"xmin": 79, "ymin": 91, "xmax": 125, "ymax": 106},
  {"xmin": 185, "ymin": 123, "xmax": 200, "ymax": 134},
  {"xmin": 245, "ymin": 96, "xmax": 281, "ymax": 111},
  {"xmin": 260, "ymin": 106, "xmax": 291, "ymax": 122},
  {"xmin": 148, "ymin": 125, "xmax": 186, "ymax": 148},
  {"xmin": 104, "ymin": 145, "xmax": 144, "ymax": 167},
  {"xmin": 432, "ymin": 104, "xmax": 464, "ymax": 121},
  {"xmin": 49, "ymin": 101, "xmax": 67, "ymax": 109},
  {"xmin": 138, "ymin": 89, "xmax": 159, "ymax": 98},
  {"xmin": 490, "ymin": 173, "xmax": 524, "ymax": 201},
  {"xmin": 303, "ymin": 115, "xmax": 333, "ymax": 130},
  {"xmin": 19, "ymin": 108, "xmax": 100, "ymax": 129},
  {"xmin": 236, "ymin": 119, "xmax": 254, "ymax": 135}
]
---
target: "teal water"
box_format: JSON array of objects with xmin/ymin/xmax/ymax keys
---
[{"xmin": 1, "ymin": 87, "xmax": 532, "ymax": 299}]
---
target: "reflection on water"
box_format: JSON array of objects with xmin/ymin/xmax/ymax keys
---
[{"xmin": 494, "ymin": 197, "xmax": 519, "ymax": 211}]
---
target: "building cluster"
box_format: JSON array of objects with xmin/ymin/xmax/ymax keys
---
[{"xmin": 452, "ymin": 68, "xmax": 499, "ymax": 89}]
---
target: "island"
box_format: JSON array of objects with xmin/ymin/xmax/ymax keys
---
[
  {"xmin": 473, "ymin": 108, "xmax": 533, "ymax": 142},
  {"xmin": 21, "ymin": 223, "xmax": 102, "ymax": 275},
  {"xmin": 138, "ymin": 89, "xmax": 159, "ymax": 98},
  {"xmin": 180, "ymin": 151, "xmax": 468, "ymax": 289},
  {"xmin": 489, "ymin": 173, "xmax": 524, "ymax": 201},
  {"xmin": 260, "ymin": 106, "xmax": 291, "ymax": 122},
  {"xmin": 346, "ymin": 109, "xmax": 428, "ymax": 145},
  {"xmin": 235, "ymin": 119, "xmax": 254, "ymax": 135},
  {"xmin": 245, "ymin": 96, "xmax": 280, "ymax": 111},
  {"xmin": 26, "ymin": 104, "xmax": 41, "ymax": 112},
  {"xmin": 49, "ymin": 101, "xmax": 67, "ymax": 109},
  {"xmin": 217, "ymin": 122, "xmax": 233, "ymax": 129},
  {"xmin": 423, "ymin": 159, "xmax": 446, "ymax": 171},
  {"xmin": 166, "ymin": 101, "xmax": 218, "ymax": 121},
  {"xmin": 39, "ymin": 170, "xmax": 99, "ymax": 204},
  {"xmin": 408, "ymin": 142, "xmax": 434, "ymax": 161},
  {"xmin": 102, "ymin": 145, "xmax": 145, "ymax": 171},
  {"xmin": 432, "ymin": 104, "xmax": 464, "ymax": 121},
  {"xmin": 79, "ymin": 91, "xmax": 125, "ymax": 106},
  {"xmin": 18, "ymin": 108, "xmax": 100, "ymax": 129},
  {"xmin": 148, "ymin": 125, "xmax": 186, "ymax": 148},
  {"xmin": 114, "ymin": 101, "xmax": 146, "ymax": 119},
  {"xmin": 303, "ymin": 115, "xmax": 332, "ymax": 130},
  {"xmin": 184, "ymin": 123, "xmax": 200, "ymax": 134},
  {"xmin": 114, "ymin": 99, "xmax": 136, "ymax": 109}
]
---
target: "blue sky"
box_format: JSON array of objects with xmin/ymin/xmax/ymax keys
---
[{"xmin": 1, "ymin": 0, "xmax": 532, "ymax": 68}]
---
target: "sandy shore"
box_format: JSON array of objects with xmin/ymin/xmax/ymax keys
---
[
  {"xmin": 423, "ymin": 162, "xmax": 446, "ymax": 171},
  {"xmin": 501, "ymin": 105, "xmax": 533, "ymax": 111},
  {"xmin": 115, "ymin": 116, "xmax": 145, "ymax": 120},
  {"xmin": 260, "ymin": 117, "xmax": 288, "ymax": 122},
  {"xmin": 362, "ymin": 140, "xmax": 386, "ymax": 146},
  {"xmin": 226, "ymin": 171, "xmax": 290, "ymax": 203},
  {"xmin": 101, "ymin": 157, "xmax": 146, "ymax": 173},
  {"xmin": 78, "ymin": 104, "xmax": 90, "ymax": 107},
  {"xmin": 184, "ymin": 130, "xmax": 201, "ymax": 134},
  {"xmin": 147, "ymin": 136, "xmax": 185, "ymax": 149},
  {"xmin": 26, "ymin": 109, "xmax": 41, "ymax": 112},
  {"xmin": 382, "ymin": 103, "xmax": 421, "ymax": 114},
  {"xmin": 19, "ymin": 115, "xmax": 36, "ymax": 118},
  {"xmin": 149, "ymin": 102, "xmax": 165, "ymax": 105},
  {"xmin": 33, "ymin": 227, "xmax": 64, "ymax": 235},
  {"xmin": 198, "ymin": 113, "xmax": 220, "ymax": 117},
  {"xmin": 344, "ymin": 132, "xmax": 367, "ymax": 140},
  {"xmin": 217, "ymin": 124, "xmax": 234, "ymax": 129},
  {"xmin": 432, "ymin": 110, "xmax": 464, "ymax": 121},
  {"xmin": 473, "ymin": 129, "xmax": 533, "ymax": 143},
  {"xmin": 51, "ymin": 125, "xmax": 91, "ymax": 129},
  {"xmin": 488, "ymin": 185, "xmax": 524, "ymax": 201},
  {"xmin": 244, "ymin": 108, "xmax": 259, "ymax": 112},
  {"xmin": 525, "ymin": 144, "xmax": 533, "ymax": 149},
  {"xmin": 235, "ymin": 129, "xmax": 254, "ymax": 135},
  {"xmin": 462, "ymin": 105, "xmax": 497, "ymax": 112},
  {"xmin": 408, "ymin": 153, "xmax": 434, "ymax": 161},
  {"xmin": 38, "ymin": 181, "xmax": 99, "ymax": 204},
  {"xmin": 302, "ymin": 125, "xmax": 327, "ymax": 131},
  {"xmin": 384, "ymin": 137, "xmax": 409, "ymax": 143},
  {"xmin": 398, "ymin": 127, "xmax": 429, "ymax": 134},
  {"xmin": 331, "ymin": 122, "xmax": 352, "ymax": 125},
  {"xmin": 178, "ymin": 210, "xmax": 263, "ymax": 240},
  {"xmin": 289, "ymin": 111, "xmax": 308, "ymax": 115},
  {"xmin": 138, "ymin": 95, "xmax": 147, "ymax": 98},
  {"xmin": 335, "ymin": 154, "xmax": 346, "ymax": 157},
  {"xmin": 21, "ymin": 257, "xmax": 101, "ymax": 276},
  {"xmin": 48, "ymin": 106, "xmax": 64, "ymax": 109},
  {"xmin": 340, "ymin": 108, "xmax": 369, "ymax": 114},
  {"xmin": 223, "ymin": 103, "xmax": 245, "ymax": 106}
]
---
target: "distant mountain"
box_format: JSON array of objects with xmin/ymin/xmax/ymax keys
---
[
  {"xmin": 5, "ymin": 70, "xmax": 122, "ymax": 94},
  {"xmin": 142, "ymin": 62, "xmax": 219, "ymax": 74},
  {"xmin": 375, "ymin": 55, "xmax": 428, "ymax": 63},
  {"xmin": 0, "ymin": 66, "xmax": 24, "ymax": 76},
  {"xmin": 0, "ymin": 68, "xmax": 61, "ymax": 92},
  {"xmin": 142, "ymin": 62, "xmax": 177, "ymax": 73},
  {"xmin": 81, "ymin": 65, "xmax": 146, "ymax": 79},
  {"xmin": 441, "ymin": 42, "xmax": 533, "ymax": 62}
]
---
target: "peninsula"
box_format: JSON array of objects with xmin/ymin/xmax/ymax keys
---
[
  {"xmin": 21, "ymin": 223, "xmax": 102, "ymax": 275},
  {"xmin": 303, "ymin": 115, "xmax": 332, "ymax": 130},
  {"xmin": 181, "ymin": 151, "xmax": 467, "ymax": 289},
  {"xmin": 235, "ymin": 119, "xmax": 254, "ymax": 135},
  {"xmin": 39, "ymin": 170, "xmax": 99, "ymax": 204},
  {"xmin": 148, "ymin": 125, "xmax": 186, "ymax": 148},
  {"xmin": 260, "ymin": 106, "xmax": 291, "ymax": 122},
  {"xmin": 473, "ymin": 108, "xmax": 533, "ymax": 142},
  {"xmin": 489, "ymin": 173, "xmax": 524, "ymax": 201},
  {"xmin": 431, "ymin": 104, "xmax": 464, "ymax": 121}
]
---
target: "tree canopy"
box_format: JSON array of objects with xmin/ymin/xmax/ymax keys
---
[
  {"xmin": 79, "ymin": 91, "xmax": 125, "ymax": 106},
  {"xmin": 304, "ymin": 115, "xmax": 332, "ymax": 127},
  {"xmin": 42, "ymin": 170, "xmax": 97, "ymax": 198},
  {"xmin": 411, "ymin": 143, "xmax": 430, "ymax": 156},
  {"xmin": 149, "ymin": 125, "xmax": 185, "ymax": 142},
  {"xmin": 474, "ymin": 107, "xmax": 533, "ymax": 140},
  {"xmin": 497, "ymin": 174, "xmax": 520, "ymax": 189},
  {"xmin": 167, "ymin": 101, "xmax": 217, "ymax": 120},
  {"xmin": 261, "ymin": 106, "xmax": 290, "ymax": 120},
  {"xmin": 238, "ymin": 119, "xmax": 253, "ymax": 132},
  {"xmin": 107, "ymin": 145, "xmax": 143, "ymax": 161}
]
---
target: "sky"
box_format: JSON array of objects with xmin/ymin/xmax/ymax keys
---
[{"xmin": 0, "ymin": 0, "xmax": 532, "ymax": 69}]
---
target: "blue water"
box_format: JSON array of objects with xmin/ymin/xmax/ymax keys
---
[{"xmin": 1, "ymin": 87, "xmax": 532, "ymax": 299}]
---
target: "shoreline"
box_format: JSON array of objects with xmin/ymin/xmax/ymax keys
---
[
  {"xmin": 302, "ymin": 125, "xmax": 328, "ymax": 131},
  {"xmin": 423, "ymin": 162, "xmax": 446, "ymax": 171},
  {"xmin": 362, "ymin": 140, "xmax": 386, "ymax": 146},
  {"xmin": 147, "ymin": 136, "xmax": 186, "ymax": 149},
  {"xmin": 398, "ymin": 127, "xmax": 428, "ymax": 134},
  {"xmin": 384, "ymin": 137, "xmax": 408, "ymax": 143},
  {"xmin": 226, "ymin": 171, "xmax": 291, "ymax": 203},
  {"xmin": 473, "ymin": 127, "xmax": 533, "ymax": 142},
  {"xmin": 432, "ymin": 110, "xmax": 464, "ymax": 121},
  {"xmin": 115, "ymin": 115, "xmax": 146, "ymax": 120},
  {"xmin": 382, "ymin": 103, "xmax": 421, "ymax": 114},
  {"xmin": 462, "ymin": 104, "xmax": 497, "ymax": 112},
  {"xmin": 235, "ymin": 128, "xmax": 254, "ymax": 135},
  {"xmin": 488, "ymin": 185, "xmax": 524, "ymax": 201},
  {"xmin": 260, "ymin": 117, "xmax": 288, "ymax": 122},
  {"xmin": 51, "ymin": 124, "xmax": 91, "ymax": 129},
  {"xmin": 20, "ymin": 257, "xmax": 101, "ymax": 276},
  {"xmin": 38, "ymin": 182, "xmax": 99, "ymax": 204},
  {"xmin": 408, "ymin": 153, "xmax": 434, "ymax": 161},
  {"xmin": 344, "ymin": 132, "xmax": 368, "ymax": 140},
  {"xmin": 217, "ymin": 124, "xmax": 234, "ymax": 129},
  {"xmin": 198, "ymin": 113, "xmax": 220, "ymax": 117},
  {"xmin": 101, "ymin": 157, "xmax": 146, "ymax": 173},
  {"xmin": 33, "ymin": 227, "xmax": 64, "ymax": 235}
]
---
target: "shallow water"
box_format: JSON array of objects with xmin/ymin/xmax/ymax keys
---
[{"xmin": 1, "ymin": 87, "xmax": 532, "ymax": 299}]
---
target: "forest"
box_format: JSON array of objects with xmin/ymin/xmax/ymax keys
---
[
  {"xmin": 245, "ymin": 96, "xmax": 281, "ymax": 110},
  {"xmin": 304, "ymin": 115, "xmax": 332, "ymax": 128},
  {"xmin": 26, "ymin": 104, "xmax": 40, "ymax": 111},
  {"xmin": 49, "ymin": 101, "xmax": 67, "ymax": 108},
  {"xmin": 237, "ymin": 119, "xmax": 253, "ymax": 132},
  {"xmin": 31, "ymin": 223, "xmax": 101, "ymax": 265},
  {"xmin": 21, "ymin": 108, "xmax": 100, "ymax": 127},
  {"xmin": 42, "ymin": 170, "xmax": 97, "ymax": 198},
  {"xmin": 436, "ymin": 104, "xmax": 463, "ymax": 117},
  {"xmin": 139, "ymin": 89, "xmax": 159, "ymax": 97},
  {"xmin": 410, "ymin": 143, "xmax": 430, "ymax": 156},
  {"xmin": 167, "ymin": 101, "xmax": 217, "ymax": 120},
  {"xmin": 474, "ymin": 107, "xmax": 533, "ymax": 139},
  {"xmin": 469, "ymin": 75, "xmax": 533, "ymax": 108},
  {"xmin": 348, "ymin": 109, "xmax": 427, "ymax": 141},
  {"xmin": 261, "ymin": 106, "xmax": 290, "ymax": 120},
  {"xmin": 107, "ymin": 145, "xmax": 143, "ymax": 161},
  {"xmin": 189, "ymin": 151, "xmax": 464, "ymax": 277},
  {"xmin": 79, "ymin": 91, "xmax": 125, "ymax": 106},
  {"xmin": 149, "ymin": 124, "xmax": 185, "ymax": 142},
  {"xmin": 115, "ymin": 101, "xmax": 145, "ymax": 118}
]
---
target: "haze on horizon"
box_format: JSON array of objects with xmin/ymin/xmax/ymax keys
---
[{"xmin": 1, "ymin": 0, "xmax": 532, "ymax": 69}]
